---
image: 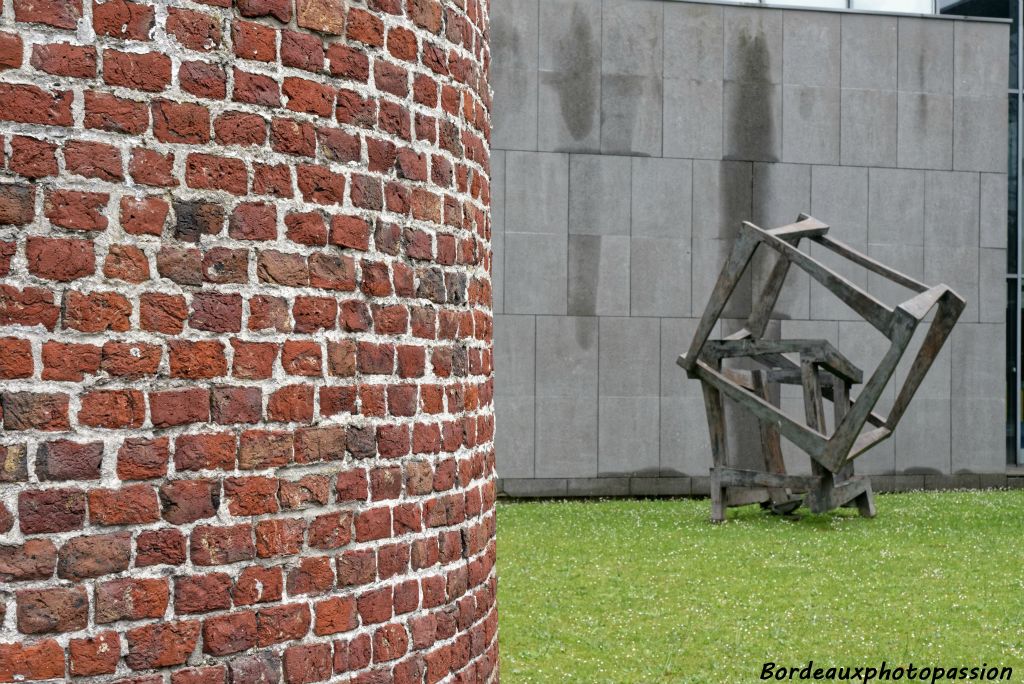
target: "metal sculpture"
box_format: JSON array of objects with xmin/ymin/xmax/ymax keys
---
[{"xmin": 679, "ymin": 215, "xmax": 965, "ymax": 522}]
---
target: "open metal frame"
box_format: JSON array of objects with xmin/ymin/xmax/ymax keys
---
[{"xmin": 679, "ymin": 215, "xmax": 966, "ymax": 522}]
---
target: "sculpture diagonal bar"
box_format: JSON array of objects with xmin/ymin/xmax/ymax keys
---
[{"xmin": 679, "ymin": 215, "xmax": 966, "ymax": 522}]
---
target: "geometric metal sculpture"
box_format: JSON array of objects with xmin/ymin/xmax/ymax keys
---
[{"xmin": 679, "ymin": 215, "xmax": 965, "ymax": 522}]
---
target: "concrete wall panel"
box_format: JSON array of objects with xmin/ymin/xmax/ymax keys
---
[{"xmin": 491, "ymin": 2, "xmax": 1010, "ymax": 492}]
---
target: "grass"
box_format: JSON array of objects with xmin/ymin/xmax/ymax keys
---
[{"xmin": 496, "ymin": 491, "xmax": 1024, "ymax": 683}]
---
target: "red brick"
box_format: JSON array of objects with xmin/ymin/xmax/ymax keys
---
[
  {"xmin": 190, "ymin": 524, "xmax": 255, "ymax": 566},
  {"xmin": 104, "ymin": 244, "xmax": 151, "ymax": 283},
  {"xmin": 95, "ymin": 578, "xmax": 169, "ymax": 623},
  {"xmin": 281, "ymin": 340, "xmax": 323, "ymax": 375},
  {"xmin": 326, "ymin": 339, "xmax": 357, "ymax": 377},
  {"xmin": 16, "ymin": 586, "xmax": 88, "ymax": 634},
  {"xmin": 268, "ymin": 384, "xmax": 314, "ymax": 422},
  {"xmin": 34, "ymin": 440, "xmax": 100, "ymax": 481},
  {"xmin": 173, "ymin": 666, "xmax": 228, "ymax": 684},
  {"xmin": 26, "ymin": 236, "xmax": 94, "ymax": 282},
  {"xmin": 57, "ymin": 532, "xmax": 131, "ymax": 579},
  {"xmin": 215, "ymin": 110, "xmax": 267, "ymax": 146},
  {"xmin": 233, "ymin": 20, "xmax": 276, "ymax": 61},
  {"xmin": 233, "ymin": 565, "xmax": 282, "ymax": 606},
  {"xmin": 281, "ymin": 30, "xmax": 324, "ymax": 71},
  {"xmin": 294, "ymin": 425, "xmax": 346, "ymax": 463},
  {"xmin": 0, "ymin": 33, "xmax": 23, "ymax": 70},
  {"xmin": 357, "ymin": 586, "xmax": 393, "ymax": 624},
  {"xmin": 307, "ymin": 510, "xmax": 352, "ymax": 550},
  {"xmin": 314, "ymin": 595, "xmax": 356, "ymax": 635},
  {"xmin": 175, "ymin": 432, "xmax": 236, "ymax": 471},
  {"xmin": 224, "ymin": 476, "xmax": 279, "ymax": 516},
  {"xmin": 180, "ymin": 60, "xmax": 227, "ymax": 99},
  {"xmin": 257, "ymin": 603, "xmax": 311, "ymax": 647},
  {"xmin": 31, "ymin": 42, "xmax": 96, "ymax": 77},
  {"xmin": 285, "ymin": 211, "xmax": 328, "ymax": 246},
  {"xmin": 0, "ymin": 243, "xmax": 13, "ymax": 277},
  {"xmin": 0, "ymin": 338, "xmax": 31, "ymax": 379},
  {"xmin": 13, "ymin": 0, "xmax": 81, "ymax": 27},
  {"xmin": 0, "ymin": 639, "xmax": 65, "ymax": 681},
  {"xmin": 283, "ymin": 642, "xmax": 332, "ymax": 684},
  {"xmin": 190, "ymin": 292, "xmax": 243, "ymax": 333},
  {"xmin": 65, "ymin": 139, "xmax": 123, "ymax": 180},
  {"xmin": 0, "ymin": 83, "xmax": 72, "ymax": 126},
  {"xmin": 150, "ymin": 387, "xmax": 211, "ymax": 427},
  {"xmin": 333, "ymin": 633, "xmax": 372, "ymax": 673},
  {"xmin": 130, "ymin": 148, "xmax": 177, "ymax": 187},
  {"xmin": 167, "ymin": 7, "xmax": 221, "ymax": 51},
  {"xmin": 93, "ymin": 0, "xmax": 154, "ymax": 40},
  {"xmin": 125, "ymin": 621, "xmax": 200, "ymax": 670},
  {"xmin": 238, "ymin": 0, "xmax": 292, "ymax": 21},
  {"xmin": 154, "ymin": 99, "xmax": 211, "ymax": 143},
  {"xmin": 230, "ymin": 202, "xmax": 277, "ymax": 240},
  {"xmin": 371, "ymin": 465, "xmax": 403, "ymax": 499},
  {"xmin": 89, "ymin": 484, "xmax": 159, "ymax": 525},
  {"xmin": 169, "ymin": 340, "xmax": 227, "ymax": 379},
  {"xmin": 347, "ymin": 7, "xmax": 384, "ymax": 46},
  {"xmin": 0, "ymin": 540, "xmax": 57, "ymax": 581},
  {"xmin": 272, "ymin": 116, "xmax": 316, "ymax": 156},
  {"xmin": 79, "ymin": 389, "xmax": 145, "ymax": 428},
  {"xmin": 0, "ymin": 184, "xmax": 35, "ymax": 225},
  {"xmin": 2, "ymin": 392, "xmax": 70, "ymax": 431},
  {"xmin": 232, "ymin": 340, "xmax": 278, "ymax": 379},
  {"xmin": 160, "ymin": 479, "xmax": 219, "ymax": 524},
  {"xmin": 373, "ymin": 623, "xmax": 409, "ymax": 663},
  {"xmin": 294, "ymin": 292, "xmax": 342, "ymax": 329},
  {"xmin": 296, "ymin": 0, "xmax": 345, "ymax": 34},
  {"xmin": 175, "ymin": 572, "xmax": 232, "ymax": 614},
  {"xmin": 330, "ymin": 215, "xmax": 372, "ymax": 250},
  {"xmin": 341, "ymin": 300, "xmax": 373, "ymax": 332},
  {"xmin": 297, "ymin": 164, "xmax": 345, "ymax": 204},
  {"xmin": 211, "ymin": 385, "xmax": 261, "ymax": 425},
  {"xmin": 173, "ymin": 200, "xmax": 224, "ymax": 242},
  {"xmin": 253, "ymin": 518, "xmax": 304, "ymax": 559},
  {"xmin": 186, "ymin": 152, "xmax": 248, "ymax": 194},
  {"xmin": 234, "ymin": 68, "xmax": 280, "ymax": 107},
  {"xmin": 203, "ymin": 247, "xmax": 249, "ymax": 284},
  {"xmin": 229, "ymin": 653, "xmax": 282, "ymax": 683},
  {"xmin": 375, "ymin": 60, "xmax": 409, "ymax": 97},
  {"xmin": 253, "ymin": 162, "xmax": 293, "ymax": 197},
  {"xmin": 63, "ymin": 291, "xmax": 131, "ymax": 333},
  {"xmin": 44, "ymin": 189, "xmax": 108, "ymax": 231},
  {"xmin": 239, "ymin": 430, "xmax": 293, "ymax": 469},
  {"xmin": 135, "ymin": 529, "xmax": 186, "ymax": 567},
  {"xmin": 279, "ymin": 475, "xmax": 330, "ymax": 510},
  {"xmin": 140, "ymin": 293, "xmax": 187, "ymax": 333},
  {"xmin": 10, "ymin": 136, "xmax": 57, "ymax": 178},
  {"xmin": 355, "ymin": 506, "xmax": 391, "ymax": 542},
  {"xmin": 257, "ymin": 249, "xmax": 309, "ymax": 286},
  {"xmin": 69, "ymin": 631, "xmax": 120, "ymax": 676},
  {"xmin": 104, "ymin": 49, "xmax": 171, "ymax": 91},
  {"xmin": 284, "ymin": 77, "xmax": 334, "ymax": 117}
]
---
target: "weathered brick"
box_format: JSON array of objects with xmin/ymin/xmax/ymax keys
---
[
  {"xmin": 16, "ymin": 586, "xmax": 88, "ymax": 633},
  {"xmin": 95, "ymin": 578, "xmax": 169, "ymax": 623},
  {"xmin": 57, "ymin": 532, "xmax": 131, "ymax": 579}
]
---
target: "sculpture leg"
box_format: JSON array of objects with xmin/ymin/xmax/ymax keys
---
[{"xmin": 701, "ymin": 382, "xmax": 728, "ymax": 523}]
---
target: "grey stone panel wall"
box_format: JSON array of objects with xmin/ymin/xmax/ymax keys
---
[{"xmin": 491, "ymin": 0, "xmax": 1011, "ymax": 492}]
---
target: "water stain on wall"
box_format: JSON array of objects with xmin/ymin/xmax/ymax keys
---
[
  {"xmin": 546, "ymin": 5, "xmax": 599, "ymax": 147},
  {"xmin": 569, "ymin": 235, "xmax": 601, "ymax": 317},
  {"xmin": 725, "ymin": 30, "xmax": 777, "ymax": 163}
]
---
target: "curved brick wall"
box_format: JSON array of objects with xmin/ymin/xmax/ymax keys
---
[{"xmin": 0, "ymin": 0, "xmax": 495, "ymax": 681}]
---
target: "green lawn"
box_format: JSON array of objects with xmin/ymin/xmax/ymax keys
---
[{"xmin": 497, "ymin": 491, "xmax": 1024, "ymax": 683}]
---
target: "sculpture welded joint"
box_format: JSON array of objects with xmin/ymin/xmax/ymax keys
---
[{"xmin": 679, "ymin": 215, "xmax": 965, "ymax": 522}]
